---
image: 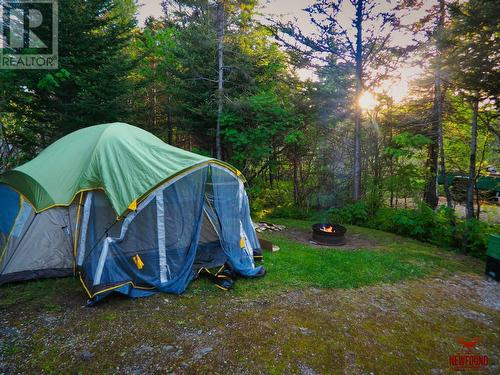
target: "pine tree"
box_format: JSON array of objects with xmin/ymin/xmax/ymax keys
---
[
  {"xmin": 445, "ymin": 0, "xmax": 500, "ymax": 219},
  {"xmin": 0, "ymin": 0, "xmax": 137, "ymax": 157}
]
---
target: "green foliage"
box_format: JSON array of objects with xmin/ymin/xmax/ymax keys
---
[
  {"xmin": 446, "ymin": 0, "xmax": 500, "ymax": 99},
  {"xmin": 248, "ymin": 179, "xmax": 315, "ymax": 220},
  {"xmin": 384, "ymin": 132, "xmax": 432, "ymax": 158},
  {"xmin": 36, "ymin": 69, "xmax": 70, "ymax": 90},
  {"xmin": 327, "ymin": 201, "xmax": 492, "ymax": 258},
  {"xmin": 267, "ymin": 205, "xmax": 313, "ymax": 220},
  {"xmin": 190, "ymin": 147, "xmax": 211, "ymax": 157},
  {"xmin": 249, "ymin": 181, "xmax": 295, "ymax": 220},
  {"xmin": 382, "ymin": 132, "xmax": 431, "ymax": 203},
  {"xmin": 328, "ymin": 201, "xmax": 369, "ymax": 225},
  {"xmin": 453, "ymin": 219, "xmax": 492, "ymax": 258},
  {"xmin": 222, "ymin": 89, "xmax": 301, "ymax": 171},
  {"xmin": 0, "ymin": 0, "xmax": 137, "ymax": 157},
  {"xmin": 369, "ymin": 204, "xmax": 455, "ymax": 248},
  {"xmin": 250, "ymin": 181, "xmax": 294, "ymax": 209}
]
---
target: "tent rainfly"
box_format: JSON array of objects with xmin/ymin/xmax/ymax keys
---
[{"xmin": 0, "ymin": 123, "xmax": 264, "ymax": 303}]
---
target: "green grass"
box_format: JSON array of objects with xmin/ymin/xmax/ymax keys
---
[
  {"xmin": 0, "ymin": 276, "xmax": 81, "ymax": 310},
  {"xmin": 193, "ymin": 218, "xmax": 483, "ymax": 297},
  {"xmin": 0, "ymin": 219, "xmax": 483, "ymax": 307}
]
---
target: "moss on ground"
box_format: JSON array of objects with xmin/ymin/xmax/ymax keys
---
[{"xmin": 0, "ymin": 220, "xmax": 498, "ymax": 374}]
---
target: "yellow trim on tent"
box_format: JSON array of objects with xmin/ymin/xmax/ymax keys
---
[
  {"xmin": 0, "ymin": 195, "xmax": 24, "ymax": 265},
  {"xmin": 118, "ymin": 160, "xmax": 244, "ymax": 219},
  {"xmin": 17, "ymin": 160, "xmax": 243, "ymax": 218},
  {"xmin": 33, "ymin": 187, "xmax": 106, "ymax": 214},
  {"xmin": 215, "ymin": 265, "xmax": 225, "ymax": 275},
  {"xmin": 72, "ymin": 192, "xmax": 84, "ymax": 275},
  {"xmin": 78, "ymin": 273, "xmax": 156, "ymax": 299}
]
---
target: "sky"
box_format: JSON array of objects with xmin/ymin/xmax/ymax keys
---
[
  {"xmin": 136, "ymin": 0, "xmax": 315, "ymax": 29},
  {"xmin": 136, "ymin": 0, "xmax": 427, "ymax": 103}
]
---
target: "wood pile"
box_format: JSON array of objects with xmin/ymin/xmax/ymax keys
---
[{"xmin": 253, "ymin": 222, "xmax": 286, "ymax": 233}]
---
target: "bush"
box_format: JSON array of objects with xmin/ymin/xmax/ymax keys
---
[
  {"xmin": 328, "ymin": 200, "xmax": 492, "ymax": 258},
  {"xmin": 453, "ymin": 219, "xmax": 491, "ymax": 258},
  {"xmin": 248, "ymin": 181, "xmax": 312, "ymax": 220},
  {"xmin": 249, "ymin": 182, "xmax": 294, "ymax": 209},
  {"xmin": 367, "ymin": 204, "xmax": 455, "ymax": 248},
  {"xmin": 328, "ymin": 201, "xmax": 369, "ymax": 225},
  {"xmin": 267, "ymin": 205, "xmax": 313, "ymax": 220}
]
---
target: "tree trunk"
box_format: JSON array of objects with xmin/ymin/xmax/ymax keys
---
[
  {"xmin": 373, "ymin": 117, "xmax": 382, "ymax": 210},
  {"xmin": 437, "ymin": 98, "xmax": 452, "ymax": 207},
  {"xmin": 424, "ymin": 0, "xmax": 446, "ymax": 210},
  {"xmin": 167, "ymin": 95, "xmax": 173, "ymax": 144},
  {"xmin": 436, "ymin": 75, "xmax": 452, "ymax": 208},
  {"xmin": 466, "ymin": 98, "xmax": 479, "ymax": 220},
  {"xmin": 215, "ymin": 0, "xmax": 224, "ymax": 160},
  {"xmin": 268, "ymin": 159, "xmax": 274, "ymax": 188},
  {"xmin": 474, "ymin": 132, "xmax": 489, "ymax": 220},
  {"xmin": 475, "ymin": 180, "xmax": 481, "ymax": 220},
  {"xmin": 423, "ymin": 107, "xmax": 439, "ymax": 207},
  {"xmin": 436, "ymin": 0, "xmax": 452, "ymax": 209},
  {"xmin": 293, "ymin": 155, "xmax": 299, "ymax": 205},
  {"xmin": 353, "ymin": 0, "xmax": 363, "ymax": 201},
  {"xmin": 389, "ymin": 125, "xmax": 394, "ymax": 208}
]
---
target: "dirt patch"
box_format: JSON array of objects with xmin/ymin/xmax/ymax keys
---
[{"xmin": 281, "ymin": 227, "xmax": 380, "ymax": 250}]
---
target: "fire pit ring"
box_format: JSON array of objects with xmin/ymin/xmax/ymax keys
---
[{"xmin": 311, "ymin": 223, "xmax": 347, "ymax": 246}]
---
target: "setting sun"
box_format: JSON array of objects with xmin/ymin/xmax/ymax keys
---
[{"xmin": 359, "ymin": 91, "xmax": 378, "ymax": 110}]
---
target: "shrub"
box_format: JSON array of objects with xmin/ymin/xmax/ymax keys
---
[
  {"xmin": 249, "ymin": 181, "xmax": 294, "ymax": 211},
  {"xmin": 328, "ymin": 201, "xmax": 368, "ymax": 225},
  {"xmin": 248, "ymin": 181, "xmax": 313, "ymax": 220},
  {"xmin": 453, "ymin": 219, "xmax": 491, "ymax": 258},
  {"xmin": 374, "ymin": 204, "xmax": 463, "ymax": 249},
  {"xmin": 267, "ymin": 205, "xmax": 313, "ymax": 220},
  {"xmin": 329, "ymin": 200, "xmax": 491, "ymax": 258},
  {"xmin": 429, "ymin": 205, "xmax": 456, "ymax": 247}
]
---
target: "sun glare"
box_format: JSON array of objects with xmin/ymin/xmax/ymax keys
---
[{"xmin": 359, "ymin": 91, "xmax": 378, "ymax": 111}]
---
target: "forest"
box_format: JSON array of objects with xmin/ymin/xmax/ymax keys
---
[{"xmin": 0, "ymin": 0, "xmax": 499, "ymax": 257}]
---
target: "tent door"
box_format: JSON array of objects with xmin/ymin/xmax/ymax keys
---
[{"xmin": 193, "ymin": 205, "xmax": 226, "ymax": 270}]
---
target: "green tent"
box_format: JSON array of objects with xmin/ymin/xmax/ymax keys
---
[
  {"xmin": 0, "ymin": 122, "xmax": 238, "ymax": 216},
  {"xmin": 438, "ymin": 172, "xmax": 499, "ymax": 193},
  {"xmin": 0, "ymin": 123, "xmax": 264, "ymax": 303}
]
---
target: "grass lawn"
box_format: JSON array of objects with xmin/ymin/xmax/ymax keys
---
[{"xmin": 1, "ymin": 219, "xmax": 498, "ymax": 374}]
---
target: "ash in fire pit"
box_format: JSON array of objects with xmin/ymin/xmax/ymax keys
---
[{"xmin": 311, "ymin": 223, "xmax": 347, "ymax": 246}]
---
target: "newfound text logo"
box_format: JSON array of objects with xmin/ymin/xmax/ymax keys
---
[
  {"xmin": 449, "ymin": 337, "xmax": 489, "ymax": 372},
  {"xmin": 0, "ymin": 0, "xmax": 58, "ymax": 69}
]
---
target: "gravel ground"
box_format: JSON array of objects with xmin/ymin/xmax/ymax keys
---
[{"xmin": 1, "ymin": 273, "xmax": 499, "ymax": 374}]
